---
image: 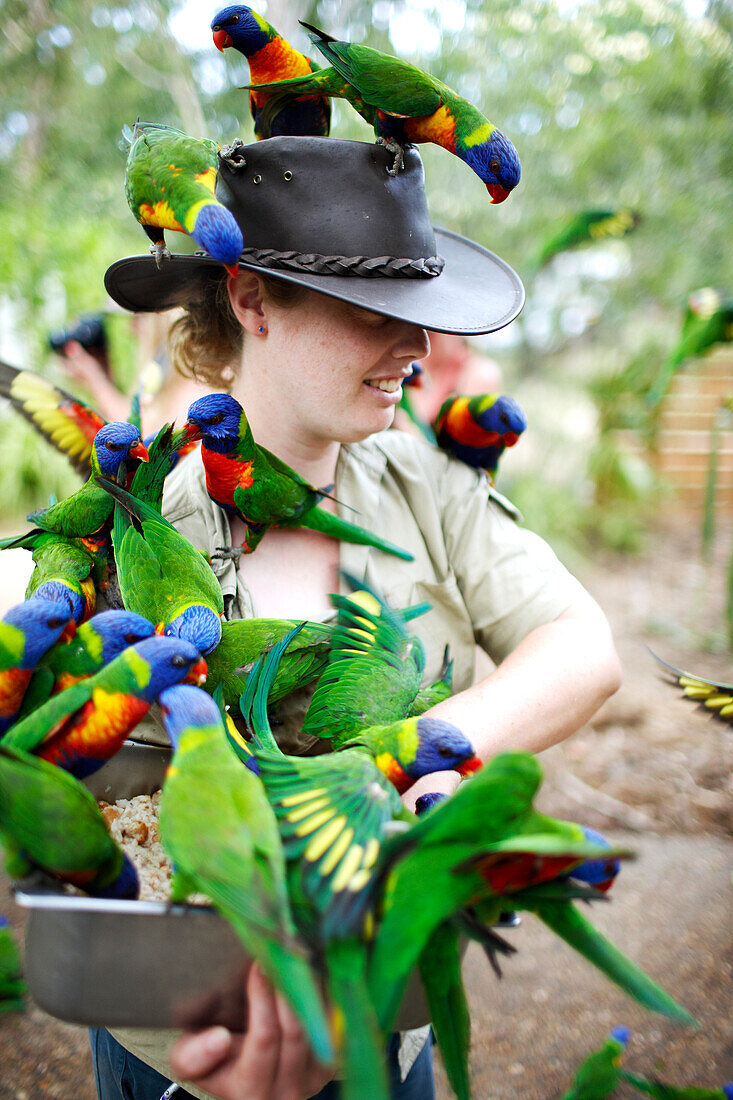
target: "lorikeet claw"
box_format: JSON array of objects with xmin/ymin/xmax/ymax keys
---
[
  {"xmin": 376, "ymin": 136, "xmax": 406, "ymax": 176},
  {"xmin": 218, "ymin": 138, "xmax": 248, "ymax": 172},
  {"xmin": 149, "ymin": 240, "xmax": 171, "ymax": 269},
  {"xmin": 212, "ymin": 544, "xmax": 247, "ymax": 565}
]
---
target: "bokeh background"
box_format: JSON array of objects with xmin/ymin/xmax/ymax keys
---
[{"xmin": 0, "ymin": 1, "xmax": 731, "ymax": 1096}]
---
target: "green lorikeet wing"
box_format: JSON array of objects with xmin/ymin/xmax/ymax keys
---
[
  {"xmin": 0, "ymin": 357, "xmax": 106, "ymax": 477},
  {"xmin": 98, "ymin": 475, "xmax": 224, "ymax": 653},
  {"xmin": 124, "ymin": 121, "xmax": 243, "ymax": 273},
  {"xmin": 303, "ymin": 574, "xmax": 425, "ymax": 746},
  {"xmin": 651, "ymin": 650, "xmax": 733, "ymax": 724},
  {"xmin": 206, "ymin": 616, "xmax": 332, "ymax": 711},
  {"xmin": 409, "ymin": 646, "xmax": 453, "ymax": 716},
  {"xmin": 0, "ymin": 742, "xmax": 137, "ymax": 897},
  {"xmin": 417, "ymin": 920, "xmax": 471, "ymax": 1100},
  {"xmin": 558, "ymin": 1026, "xmax": 631, "ymax": 1100},
  {"xmin": 0, "ymin": 916, "xmax": 25, "ymax": 1013},
  {"xmin": 535, "ymin": 208, "xmax": 641, "ymax": 269},
  {"xmin": 157, "ymin": 684, "xmax": 333, "ymax": 1065}
]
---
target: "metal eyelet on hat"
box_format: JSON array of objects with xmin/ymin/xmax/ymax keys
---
[
  {"xmin": 253, "ymin": 174, "xmax": 262, "ymax": 185},
  {"xmin": 283, "ymin": 171, "xmax": 293, "ymax": 181}
]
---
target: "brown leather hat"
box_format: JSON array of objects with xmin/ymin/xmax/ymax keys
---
[{"xmin": 104, "ymin": 136, "xmax": 524, "ymax": 335}]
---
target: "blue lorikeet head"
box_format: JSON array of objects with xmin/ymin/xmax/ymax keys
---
[
  {"xmin": 166, "ymin": 606, "xmax": 222, "ymax": 655},
  {"xmin": 5, "ymin": 598, "xmax": 75, "ymax": 667},
  {"xmin": 92, "ymin": 852, "xmax": 139, "ymax": 900},
  {"xmin": 31, "ymin": 581, "xmax": 86, "ymax": 624},
  {"xmin": 211, "ymin": 5, "xmax": 271, "ymax": 55},
  {"xmin": 131, "ymin": 636, "xmax": 208, "ymax": 702},
  {"xmin": 191, "ymin": 204, "xmax": 244, "ymax": 268},
  {"xmin": 414, "ymin": 791, "xmax": 447, "ymax": 815},
  {"xmin": 159, "ymin": 683, "xmax": 223, "ymax": 751},
  {"xmin": 609, "ymin": 1025, "xmax": 631, "ymax": 1047},
  {"xmin": 408, "ymin": 717, "xmax": 482, "ymax": 779},
  {"xmin": 723, "ymin": 1085, "xmax": 733, "ymax": 1099},
  {"xmin": 565, "ymin": 825, "xmax": 621, "ymax": 891},
  {"xmin": 93, "ymin": 422, "xmax": 149, "ymax": 477},
  {"xmin": 86, "ymin": 610, "xmax": 156, "ymax": 664},
  {"xmin": 477, "ymin": 395, "xmax": 527, "ymax": 441},
  {"xmin": 464, "ymin": 129, "xmax": 521, "ymax": 203},
  {"xmin": 185, "ymin": 393, "xmax": 244, "ymax": 453}
]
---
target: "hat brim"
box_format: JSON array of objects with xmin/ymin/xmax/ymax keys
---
[{"xmin": 104, "ymin": 227, "xmax": 524, "ymax": 336}]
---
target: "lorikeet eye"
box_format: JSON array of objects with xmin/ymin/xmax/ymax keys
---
[
  {"xmin": 438, "ymin": 746, "xmax": 454, "ymax": 758},
  {"xmin": 489, "ymin": 157, "xmax": 500, "ymax": 173},
  {"xmin": 48, "ymin": 617, "xmax": 65, "ymax": 629},
  {"xmin": 231, "ymin": 13, "xmax": 239, "ymax": 21},
  {"xmin": 171, "ymin": 654, "xmax": 190, "ymax": 668},
  {"xmin": 106, "ymin": 442, "xmax": 120, "ymax": 451},
  {"xmin": 209, "ymin": 414, "xmax": 224, "ymax": 425},
  {"xmin": 125, "ymin": 632, "xmax": 139, "ymax": 643},
  {"xmin": 500, "ymin": 413, "xmax": 510, "ymax": 425}
]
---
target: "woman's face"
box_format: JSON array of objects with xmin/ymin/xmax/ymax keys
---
[{"xmin": 251, "ymin": 288, "xmax": 431, "ymax": 446}]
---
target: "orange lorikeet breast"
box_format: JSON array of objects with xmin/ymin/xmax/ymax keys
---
[
  {"xmin": 0, "ymin": 668, "xmax": 33, "ymax": 725},
  {"xmin": 201, "ymin": 445, "xmax": 255, "ymax": 511},
  {"xmin": 402, "ymin": 104, "xmax": 457, "ymax": 154},
  {"xmin": 38, "ymin": 689, "xmax": 150, "ymax": 778}
]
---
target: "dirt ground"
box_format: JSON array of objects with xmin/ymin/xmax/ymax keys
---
[{"xmin": 0, "ymin": 520, "xmax": 731, "ymax": 1099}]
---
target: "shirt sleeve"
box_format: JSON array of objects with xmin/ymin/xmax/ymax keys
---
[{"xmin": 436, "ymin": 454, "xmax": 589, "ymax": 665}]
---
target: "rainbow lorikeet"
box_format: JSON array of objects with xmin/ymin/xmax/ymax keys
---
[
  {"xmin": 535, "ymin": 208, "xmax": 641, "ymax": 269},
  {"xmin": 238, "ymin": 634, "xmax": 477, "ymax": 1100},
  {"xmin": 621, "ymin": 1072, "xmax": 733, "ymax": 1099},
  {"xmin": 647, "ymin": 287, "xmax": 733, "ymax": 407},
  {"xmin": 26, "ymin": 421, "xmax": 149, "ymax": 540},
  {"xmin": 18, "ymin": 609, "xmax": 155, "ymax": 718},
  {"xmin": 0, "ymin": 530, "xmax": 97, "ymax": 625},
  {"xmin": 302, "ymin": 574, "xmax": 457, "ymax": 754},
  {"xmin": 250, "ymin": 20, "xmax": 521, "ymax": 198},
  {"xmin": 124, "ymin": 121, "xmax": 243, "ymax": 273},
  {"xmin": 368, "ymin": 754, "xmax": 692, "ymax": 1036},
  {"xmin": 0, "ymin": 741, "xmax": 138, "ymax": 899},
  {"xmin": 433, "ymin": 393, "xmax": 527, "ymax": 482},
  {"xmin": 0, "ymin": 915, "xmax": 25, "ymax": 1013},
  {"xmin": 0, "ymin": 599, "xmax": 75, "ymax": 737},
  {"xmin": 651, "ymin": 651, "xmax": 733, "ymax": 725},
  {"xmin": 0, "ymin": 358, "xmax": 106, "ymax": 477},
  {"xmin": 211, "ymin": 5, "xmax": 331, "ymax": 138},
  {"xmin": 559, "ymin": 1026, "xmax": 631, "ymax": 1100},
  {"xmin": 184, "ymin": 393, "xmax": 414, "ymax": 561},
  {"xmin": 4, "ymin": 636, "xmax": 207, "ymax": 778},
  {"xmin": 157, "ymin": 683, "xmax": 334, "ymax": 1065}
]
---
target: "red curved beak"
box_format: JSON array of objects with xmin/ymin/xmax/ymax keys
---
[
  {"xmin": 183, "ymin": 421, "xmax": 202, "ymax": 442},
  {"xmin": 129, "ymin": 440, "xmax": 149, "ymax": 462},
  {"xmin": 225, "ymin": 263, "xmax": 240, "ymax": 279},
  {"xmin": 212, "ymin": 28, "xmax": 233, "ymax": 51},
  {"xmin": 185, "ymin": 657, "xmax": 209, "ymax": 686},
  {"xmin": 487, "ymin": 183, "xmax": 510, "ymax": 204},
  {"xmin": 503, "ymin": 432, "xmax": 520, "ymax": 447},
  {"xmin": 456, "ymin": 755, "xmax": 483, "ymax": 777}
]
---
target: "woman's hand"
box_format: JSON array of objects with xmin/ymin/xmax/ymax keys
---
[{"xmin": 169, "ymin": 964, "xmax": 335, "ymax": 1100}]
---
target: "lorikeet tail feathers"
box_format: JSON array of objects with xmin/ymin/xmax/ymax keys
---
[
  {"xmin": 299, "ymin": 507, "xmax": 413, "ymax": 561},
  {"xmin": 418, "ymin": 922, "xmax": 471, "ymax": 1100},
  {"xmin": 324, "ymin": 937, "xmax": 389, "ymax": 1100},
  {"xmin": 239, "ymin": 626, "xmax": 307, "ymax": 754}
]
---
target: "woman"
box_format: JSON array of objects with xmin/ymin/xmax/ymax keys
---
[{"xmin": 95, "ymin": 135, "xmax": 622, "ymax": 1100}]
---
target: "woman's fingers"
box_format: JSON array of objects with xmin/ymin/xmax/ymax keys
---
[
  {"xmin": 272, "ymin": 991, "xmax": 335, "ymax": 1100},
  {"xmin": 169, "ymin": 1024, "xmax": 233, "ymax": 1080}
]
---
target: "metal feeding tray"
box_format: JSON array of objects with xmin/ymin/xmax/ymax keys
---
[{"xmin": 14, "ymin": 740, "xmax": 429, "ymax": 1032}]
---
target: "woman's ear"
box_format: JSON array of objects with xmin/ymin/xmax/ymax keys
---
[{"xmin": 227, "ymin": 272, "xmax": 267, "ymax": 336}]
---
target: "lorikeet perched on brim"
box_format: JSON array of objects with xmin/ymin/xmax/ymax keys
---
[
  {"xmin": 248, "ymin": 20, "xmax": 520, "ymax": 197},
  {"xmin": 0, "ymin": 599, "xmax": 75, "ymax": 737},
  {"xmin": 4, "ymin": 635, "xmax": 207, "ymax": 778},
  {"xmin": 157, "ymin": 683, "xmax": 334, "ymax": 1066},
  {"xmin": 0, "ymin": 741, "xmax": 138, "ymax": 899},
  {"xmin": 433, "ymin": 393, "xmax": 527, "ymax": 482},
  {"xmin": 211, "ymin": 5, "xmax": 330, "ymax": 138},
  {"xmin": 184, "ymin": 393, "xmax": 414, "ymax": 561},
  {"xmin": 123, "ymin": 121, "xmax": 243, "ymax": 273},
  {"xmin": 535, "ymin": 208, "xmax": 641, "ymax": 269}
]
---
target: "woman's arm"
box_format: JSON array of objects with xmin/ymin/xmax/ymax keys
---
[{"xmin": 402, "ymin": 592, "xmax": 622, "ymax": 810}]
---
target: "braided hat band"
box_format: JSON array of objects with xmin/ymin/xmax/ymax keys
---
[{"xmin": 231, "ymin": 247, "xmax": 444, "ymax": 279}]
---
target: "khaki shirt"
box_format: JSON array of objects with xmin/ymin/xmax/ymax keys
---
[{"xmin": 112, "ymin": 429, "xmax": 588, "ymax": 1092}]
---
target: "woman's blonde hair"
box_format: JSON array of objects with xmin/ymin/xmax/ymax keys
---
[{"xmin": 168, "ymin": 271, "xmax": 306, "ymax": 389}]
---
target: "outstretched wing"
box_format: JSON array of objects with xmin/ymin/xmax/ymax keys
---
[{"xmin": 0, "ymin": 360, "xmax": 105, "ymax": 477}]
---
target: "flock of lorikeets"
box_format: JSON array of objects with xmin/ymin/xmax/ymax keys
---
[
  {"xmin": 0, "ymin": 6, "xmax": 730, "ymax": 1094},
  {"xmin": 0, "ymin": 354, "xmax": 729, "ymax": 1097}
]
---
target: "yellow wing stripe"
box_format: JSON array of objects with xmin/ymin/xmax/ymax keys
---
[
  {"xmin": 304, "ymin": 817, "xmax": 348, "ymax": 861},
  {"xmin": 294, "ymin": 807, "xmax": 339, "ymax": 837},
  {"xmin": 286, "ymin": 796, "xmax": 331, "ymax": 823},
  {"xmin": 331, "ymin": 844, "xmax": 364, "ymax": 893},
  {"xmin": 315, "ymin": 824, "xmax": 353, "ymax": 872},
  {"xmin": 280, "ymin": 788, "xmax": 328, "ymax": 806}
]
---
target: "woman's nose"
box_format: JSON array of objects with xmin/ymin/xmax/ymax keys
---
[{"xmin": 391, "ymin": 324, "xmax": 430, "ymax": 362}]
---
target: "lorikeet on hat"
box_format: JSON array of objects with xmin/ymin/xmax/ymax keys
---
[
  {"xmin": 248, "ymin": 19, "xmax": 521, "ymax": 199},
  {"xmin": 211, "ymin": 5, "xmax": 331, "ymax": 138},
  {"xmin": 123, "ymin": 121, "xmax": 243, "ymax": 274}
]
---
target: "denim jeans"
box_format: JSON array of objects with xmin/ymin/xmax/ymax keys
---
[{"xmin": 90, "ymin": 1027, "xmax": 435, "ymax": 1100}]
